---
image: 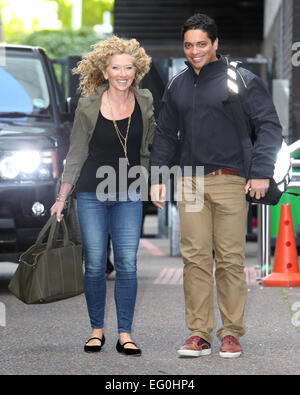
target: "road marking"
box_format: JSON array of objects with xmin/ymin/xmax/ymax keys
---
[
  {"xmin": 154, "ymin": 267, "xmax": 261, "ymax": 285},
  {"xmin": 140, "ymin": 238, "xmax": 166, "ymax": 256},
  {"xmin": 154, "ymin": 267, "xmax": 183, "ymax": 285},
  {"xmin": 0, "ymin": 303, "xmax": 6, "ymax": 327}
]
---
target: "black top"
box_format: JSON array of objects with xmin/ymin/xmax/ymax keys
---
[{"xmin": 76, "ymin": 98, "xmax": 143, "ymax": 193}]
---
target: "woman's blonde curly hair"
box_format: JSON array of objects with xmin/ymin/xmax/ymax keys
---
[{"xmin": 72, "ymin": 35, "xmax": 152, "ymax": 96}]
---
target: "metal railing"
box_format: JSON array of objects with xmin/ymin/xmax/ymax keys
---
[
  {"xmin": 258, "ymin": 139, "xmax": 300, "ymax": 276},
  {"xmin": 289, "ymin": 139, "xmax": 300, "ymax": 189}
]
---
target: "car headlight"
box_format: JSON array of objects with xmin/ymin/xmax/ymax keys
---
[
  {"xmin": 0, "ymin": 154, "xmax": 20, "ymax": 179},
  {"xmin": 0, "ymin": 150, "xmax": 58, "ymax": 181}
]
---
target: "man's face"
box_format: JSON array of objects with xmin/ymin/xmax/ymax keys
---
[{"xmin": 183, "ymin": 29, "xmax": 218, "ymax": 74}]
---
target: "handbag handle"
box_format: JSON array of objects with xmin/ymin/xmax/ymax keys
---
[
  {"xmin": 35, "ymin": 215, "xmax": 69, "ymax": 249},
  {"xmin": 35, "ymin": 215, "xmax": 57, "ymax": 246},
  {"xmin": 46, "ymin": 217, "xmax": 70, "ymax": 250}
]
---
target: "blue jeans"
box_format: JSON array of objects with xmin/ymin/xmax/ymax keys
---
[{"xmin": 76, "ymin": 192, "xmax": 142, "ymax": 333}]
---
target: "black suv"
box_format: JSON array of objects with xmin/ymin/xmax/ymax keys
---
[{"xmin": 0, "ymin": 44, "xmax": 75, "ymax": 256}]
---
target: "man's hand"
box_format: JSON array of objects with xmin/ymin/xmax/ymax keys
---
[
  {"xmin": 150, "ymin": 184, "xmax": 166, "ymax": 210},
  {"xmin": 245, "ymin": 179, "xmax": 270, "ymax": 200}
]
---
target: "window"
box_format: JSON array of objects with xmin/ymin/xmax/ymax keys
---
[{"xmin": 0, "ymin": 54, "xmax": 51, "ymax": 116}]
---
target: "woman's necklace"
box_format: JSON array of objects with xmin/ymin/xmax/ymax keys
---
[{"xmin": 107, "ymin": 91, "xmax": 132, "ymax": 166}]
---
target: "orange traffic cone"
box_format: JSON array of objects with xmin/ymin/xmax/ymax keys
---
[{"xmin": 263, "ymin": 203, "xmax": 300, "ymax": 287}]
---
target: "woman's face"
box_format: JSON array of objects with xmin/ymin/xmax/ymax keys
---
[{"xmin": 103, "ymin": 53, "xmax": 136, "ymax": 92}]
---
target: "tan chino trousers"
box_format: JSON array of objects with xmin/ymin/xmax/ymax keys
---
[{"xmin": 177, "ymin": 174, "xmax": 248, "ymax": 343}]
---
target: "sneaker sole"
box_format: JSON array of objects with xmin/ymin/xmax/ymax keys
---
[
  {"xmin": 219, "ymin": 351, "xmax": 242, "ymax": 358},
  {"xmin": 177, "ymin": 349, "xmax": 211, "ymax": 357}
]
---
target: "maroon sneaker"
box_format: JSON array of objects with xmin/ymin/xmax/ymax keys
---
[
  {"xmin": 219, "ymin": 335, "xmax": 242, "ymax": 358},
  {"xmin": 177, "ymin": 336, "xmax": 211, "ymax": 357}
]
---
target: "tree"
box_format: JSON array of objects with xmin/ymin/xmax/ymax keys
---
[
  {"xmin": 82, "ymin": 0, "xmax": 114, "ymax": 27},
  {"xmin": 48, "ymin": 0, "xmax": 72, "ymax": 29},
  {"xmin": 1, "ymin": 0, "xmax": 115, "ymax": 58},
  {"xmin": 0, "ymin": 9, "xmax": 3, "ymax": 42},
  {"xmin": 48, "ymin": 0, "xmax": 114, "ymax": 29},
  {"xmin": 21, "ymin": 28, "xmax": 99, "ymax": 58}
]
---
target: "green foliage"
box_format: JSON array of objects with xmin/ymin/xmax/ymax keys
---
[
  {"xmin": 47, "ymin": 0, "xmax": 114, "ymax": 29},
  {"xmin": 82, "ymin": 0, "xmax": 114, "ymax": 27},
  {"xmin": 8, "ymin": 28, "xmax": 101, "ymax": 59},
  {"xmin": 48, "ymin": 0, "xmax": 72, "ymax": 29},
  {"xmin": 2, "ymin": 21, "xmax": 25, "ymax": 44},
  {"xmin": 2, "ymin": 0, "xmax": 114, "ymax": 56}
]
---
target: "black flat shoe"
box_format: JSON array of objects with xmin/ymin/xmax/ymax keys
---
[
  {"xmin": 116, "ymin": 340, "xmax": 142, "ymax": 356},
  {"xmin": 84, "ymin": 335, "xmax": 105, "ymax": 353}
]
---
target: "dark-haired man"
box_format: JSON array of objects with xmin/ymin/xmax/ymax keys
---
[{"xmin": 150, "ymin": 13, "xmax": 282, "ymax": 358}]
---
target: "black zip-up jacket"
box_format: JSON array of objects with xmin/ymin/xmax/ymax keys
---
[{"xmin": 150, "ymin": 55, "xmax": 283, "ymax": 181}]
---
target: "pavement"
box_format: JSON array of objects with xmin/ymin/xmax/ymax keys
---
[{"xmin": 0, "ymin": 214, "xmax": 300, "ymax": 376}]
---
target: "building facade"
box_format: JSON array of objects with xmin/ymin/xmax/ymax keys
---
[
  {"xmin": 263, "ymin": 0, "xmax": 300, "ymax": 143},
  {"xmin": 114, "ymin": 0, "xmax": 264, "ymax": 57}
]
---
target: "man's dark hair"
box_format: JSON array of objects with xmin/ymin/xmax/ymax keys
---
[{"xmin": 181, "ymin": 13, "xmax": 218, "ymax": 43}]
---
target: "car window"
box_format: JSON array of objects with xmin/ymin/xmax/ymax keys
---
[{"xmin": 0, "ymin": 55, "xmax": 51, "ymax": 115}]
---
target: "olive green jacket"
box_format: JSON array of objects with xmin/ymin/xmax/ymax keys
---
[{"xmin": 61, "ymin": 83, "xmax": 156, "ymax": 188}]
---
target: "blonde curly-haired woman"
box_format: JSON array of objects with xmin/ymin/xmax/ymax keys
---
[{"xmin": 51, "ymin": 36, "xmax": 155, "ymax": 356}]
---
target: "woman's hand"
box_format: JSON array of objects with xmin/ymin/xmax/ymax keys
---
[
  {"xmin": 50, "ymin": 200, "xmax": 66, "ymax": 222},
  {"xmin": 50, "ymin": 183, "xmax": 72, "ymax": 221}
]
